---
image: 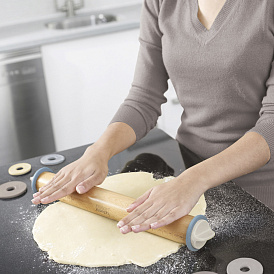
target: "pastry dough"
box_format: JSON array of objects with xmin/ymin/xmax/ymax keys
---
[{"xmin": 33, "ymin": 172, "xmax": 206, "ymax": 267}]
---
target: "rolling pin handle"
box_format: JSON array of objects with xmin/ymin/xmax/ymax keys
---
[
  {"xmin": 31, "ymin": 167, "xmax": 53, "ymax": 193},
  {"xmin": 186, "ymin": 215, "xmax": 215, "ymax": 251}
]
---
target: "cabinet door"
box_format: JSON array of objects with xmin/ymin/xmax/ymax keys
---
[{"xmin": 42, "ymin": 29, "xmax": 140, "ymax": 151}]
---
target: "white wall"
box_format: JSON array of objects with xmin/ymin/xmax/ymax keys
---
[{"xmin": 0, "ymin": 0, "xmax": 142, "ymax": 27}]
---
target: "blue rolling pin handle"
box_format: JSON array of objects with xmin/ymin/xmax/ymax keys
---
[
  {"xmin": 186, "ymin": 215, "xmax": 209, "ymax": 251},
  {"xmin": 31, "ymin": 167, "xmax": 53, "ymax": 193}
]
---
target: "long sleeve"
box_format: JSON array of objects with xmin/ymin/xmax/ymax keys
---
[
  {"xmin": 246, "ymin": 61, "xmax": 274, "ymax": 160},
  {"xmin": 110, "ymin": 0, "xmax": 169, "ymax": 141},
  {"xmin": 107, "ymin": 0, "xmax": 274, "ymax": 209},
  {"xmin": 246, "ymin": 6, "xmax": 274, "ymax": 161}
]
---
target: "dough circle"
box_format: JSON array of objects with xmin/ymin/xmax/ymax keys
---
[{"xmin": 33, "ymin": 172, "xmax": 206, "ymax": 267}]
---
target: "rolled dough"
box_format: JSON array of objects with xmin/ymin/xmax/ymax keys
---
[{"xmin": 32, "ymin": 172, "xmax": 206, "ymax": 267}]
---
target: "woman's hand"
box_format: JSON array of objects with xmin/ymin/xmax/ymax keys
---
[
  {"xmin": 116, "ymin": 131, "xmax": 271, "ymax": 234},
  {"xmin": 31, "ymin": 122, "xmax": 136, "ymax": 205},
  {"xmin": 31, "ymin": 145, "xmax": 109, "ymax": 205},
  {"xmin": 117, "ymin": 174, "xmax": 206, "ymax": 234}
]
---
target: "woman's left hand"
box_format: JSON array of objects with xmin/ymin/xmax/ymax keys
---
[{"xmin": 117, "ymin": 175, "xmax": 206, "ymax": 233}]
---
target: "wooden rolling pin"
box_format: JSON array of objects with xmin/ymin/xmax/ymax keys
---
[{"xmin": 31, "ymin": 168, "xmax": 215, "ymax": 250}]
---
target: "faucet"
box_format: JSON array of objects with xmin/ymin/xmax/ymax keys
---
[{"xmin": 55, "ymin": 0, "xmax": 84, "ymax": 17}]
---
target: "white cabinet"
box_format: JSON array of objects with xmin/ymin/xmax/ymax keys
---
[
  {"xmin": 42, "ymin": 29, "xmax": 140, "ymax": 151},
  {"xmin": 42, "ymin": 28, "xmax": 182, "ymax": 151},
  {"xmin": 157, "ymin": 80, "xmax": 183, "ymax": 139}
]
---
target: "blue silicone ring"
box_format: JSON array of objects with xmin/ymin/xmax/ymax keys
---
[
  {"xmin": 186, "ymin": 215, "xmax": 209, "ymax": 251},
  {"xmin": 31, "ymin": 167, "xmax": 53, "ymax": 193}
]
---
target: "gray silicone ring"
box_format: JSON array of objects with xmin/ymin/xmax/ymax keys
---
[
  {"xmin": 0, "ymin": 181, "xmax": 27, "ymax": 199},
  {"xmin": 40, "ymin": 154, "xmax": 65, "ymax": 165}
]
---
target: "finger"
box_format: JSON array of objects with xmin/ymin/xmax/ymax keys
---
[
  {"xmin": 129, "ymin": 204, "xmax": 169, "ymax": 233},
  {"xmin": 32, "ymin": 169, "xmax": 102, "ymax": 204},
  {"xmin": 39, "ymin": 175, "xmax": 70, "ymax": 198},
  {"xmin": 40, "ymin": 180, "xmax": 76, "ymax": 204},
  {"xmin": 31, "ymin": 197, "xmax": 42, "ymax": 205},
  {"xmin": 76, "ymin": 172, "xmax": 102, "ymax": 195},
  {"xmin": 32, "ymin": 191, "xmax": 40, "ymax": 198},
  {"xmin": 32, "ymin": 175, "xmax": 70, "ymax": 204},
  {"xmin": 131, "ymin": 205, "xmax": 171, "ymax": 233},
  {"xmin": 39, "ymin": 171, "xmax": 62, "ymax": 192},
  {"xmin": 131, "ymin": 223, "xmax": 150, "ymax": 233},
  {"xmin": 121, "ymin": 206, "xmax": 163, "ymax": 234},
  {"xmin": 127, "ymin": 203, "xmax": 165, "ymax": 228},
  {"xmin": 150, "ymin": 207, "xmax": 182, "ymax": 229},
  {"xmin": 117, "ymin": 201, "xmax": 153, "ymax": 229},
  {"xmin": 38, "ymin": 172, "xmax": 64, "ymax": 194},
  {"xmin": 126, "ymin": 189, "xmax": 153, "ymax": 212},
  {"xmin": 119, "ymin": 225, "xmax": 132, "ymax": 234}
]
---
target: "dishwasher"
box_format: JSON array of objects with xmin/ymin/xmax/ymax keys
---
[{"xmin": 0, "ymin": 48, "xmax": 56, "ymax": 166}]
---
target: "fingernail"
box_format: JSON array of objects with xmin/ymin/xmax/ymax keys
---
[
  {"xmin": 33, "ymin": 192, "xmax": 40, "ymax": 197},
  {"xmin": 117, "ymin": 221, "xmax": 124, "ymax": 228},
  {"xmin": 76, "ymin": 185, "xmax": 85, "ymax": 194},
  {"xmin": 126, "ymin": 204, "xmax": 134, "ymax": 211},
  {"xmin": 120, "ymin": 225, "xmax": 128, "ymax": 233},
  {"xmin": 31, "ymin": 197, "xmax": 41, "ymax": 204},
  {"xmin": 40, "ymin": 197, "xmax": 49, "ymax": 203},
  {"xmin": 150, "ymin": 222, "xmax": 158, "ymax": 229},
  {"xmin": 131, "ymin": 225, "xmax": 140, "ymax": 230}
]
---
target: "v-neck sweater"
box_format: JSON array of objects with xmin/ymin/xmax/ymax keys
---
[{"xmin": 110, "ymin": 0, "xmax": 274, "ymax": 208}]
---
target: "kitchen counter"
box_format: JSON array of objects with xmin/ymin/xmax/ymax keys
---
[
  {"xmin": 0, "ymin": 128, "xmax": 274, "ymax": 274},
  {"xmin": 0, "ymin": 2, "xmax": 141, "ymax": 55}
]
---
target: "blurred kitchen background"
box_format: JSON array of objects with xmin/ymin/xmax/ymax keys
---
[{"xmin": 0, "ymin": 0, "xmax": 182, "ymax": 166}]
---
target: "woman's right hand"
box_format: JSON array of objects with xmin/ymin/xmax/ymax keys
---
[
  {"xmin": 31, "ymin": 122, "xmax": 136, "ymax": 205},
  {"xmin": 31, "ymin": 145, "xmax": 109, "ymax": 205}
]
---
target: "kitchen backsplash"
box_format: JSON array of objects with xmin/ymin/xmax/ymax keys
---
[{"xmin": 0, "ymin": 0, "xmax": 142, "ymax": 27}]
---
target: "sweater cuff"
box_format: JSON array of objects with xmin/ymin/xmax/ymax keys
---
[
  {"xmin": 246, "ymin": 119, "xmax": 274, "ymax": 161},
  {"xmin": 109, "ymin": 105, "xmax": 148, "ymax": 142}
]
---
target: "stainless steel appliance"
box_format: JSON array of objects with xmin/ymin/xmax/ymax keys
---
[{"xmin": 0, "ymin": 48, "xmax": 55, "ymax": 166}]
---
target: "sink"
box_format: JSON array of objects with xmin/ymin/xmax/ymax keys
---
[
  {"xmin": 45, "ymin": 13, "xmax": 117, "ymax": 30},
  {"xmin": 0, "ymin": 3, "xmax": 142, "ymax": 53}
]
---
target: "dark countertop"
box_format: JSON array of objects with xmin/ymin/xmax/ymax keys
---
[{"xmin": 0, "ymin": 128, "xmax": 274, "ymax": 274}]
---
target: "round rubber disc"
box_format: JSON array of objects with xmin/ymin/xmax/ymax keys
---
[
  {"xmin": 0, "ymin": 181, "xmax": 27, "ymax": 199},
  {"xmin": 40, "ymin": 154, "xmax": 65, "ymax": 165},
  {"xmin": 8, "ymin": 163, "xmax": 31, "ymax": 176},
  {"xmin": 227, "ymin": 258, "xmax": 263, "ymax": 274}
]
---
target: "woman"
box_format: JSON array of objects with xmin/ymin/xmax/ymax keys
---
[{"xmin": 32, "ymin": 0, "xmax": 274, "ymax": 235}]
